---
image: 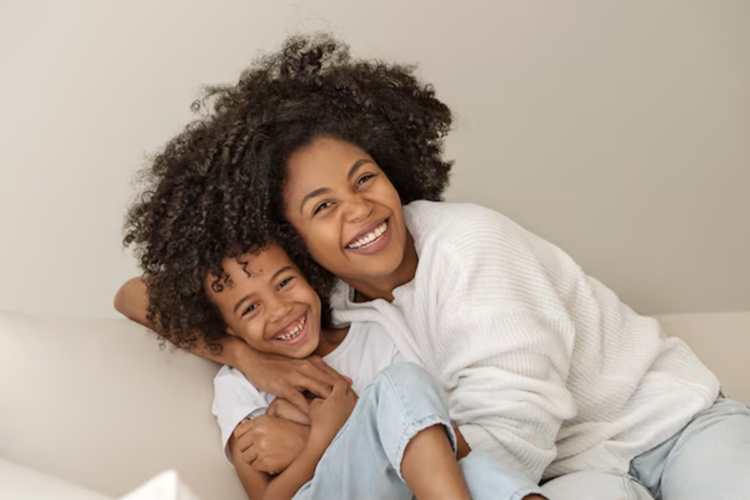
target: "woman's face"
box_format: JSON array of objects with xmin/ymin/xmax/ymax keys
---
[{"xmin": 283, "ymin": 136, "xmax": 409, "ymax": 285}]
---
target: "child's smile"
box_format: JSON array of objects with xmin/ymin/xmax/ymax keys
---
[{"xmin": 206, "ymin": 245, "xmax": 323, "ymax": 359}]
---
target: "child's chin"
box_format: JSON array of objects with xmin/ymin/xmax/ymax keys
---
[{"xmin": 283, "ymin": 344, "xmax": 318, "ymax": 359}]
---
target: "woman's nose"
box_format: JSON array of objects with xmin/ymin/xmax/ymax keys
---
[{"xmin": 345, "ymin": 194, "xmax": 373, "ymax": 223}]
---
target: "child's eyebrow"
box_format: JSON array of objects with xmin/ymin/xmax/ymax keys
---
[
  {"xmin": 233, "ymin": 295, "xmax": 252, "ymax": 315},
  {"xmin": 270, "ymin": 266, "xmax": 293, "ymax": 283},
  {"xmin": 231, "ymin": 266, "xmax": 294, "ymax": 315}
]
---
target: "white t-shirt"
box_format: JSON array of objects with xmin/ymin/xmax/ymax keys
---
[{"xmin": 211, "ymin": 321, "xmax": 403, "ymax": 459}]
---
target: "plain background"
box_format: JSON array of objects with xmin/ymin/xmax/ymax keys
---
[{"xmin": 1, "ymin": 0, "xmax": 748, "ymax": 319}]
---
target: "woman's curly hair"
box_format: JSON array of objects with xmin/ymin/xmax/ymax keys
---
[{"xmin": 124, "ymin": 33, "xmax": 453, "ymax": 352}]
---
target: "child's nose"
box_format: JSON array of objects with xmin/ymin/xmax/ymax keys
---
[{"xmin": 268, "ymin": 296, "xmax": 293, "ymax": 322}]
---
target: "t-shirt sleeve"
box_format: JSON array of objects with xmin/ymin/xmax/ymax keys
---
[{"xmin": 211, "ymin": 365, "xmax": 272, "ymax": 462}]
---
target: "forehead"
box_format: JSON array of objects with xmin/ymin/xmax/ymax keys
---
[
  {"xmin": 286, "ymin": 137, "xmax": 372, "ymax": 181},
  {"xmin": 205, "ymin": 246, "xmax": 294, "ymax": 297}
]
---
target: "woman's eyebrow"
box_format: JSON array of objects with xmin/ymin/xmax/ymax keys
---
[
  {"xmin": 298, "ymin": 158, "xmax": 374, "ymax": 214},
  {"xmin": 346, "ymin": 159, "xmax": 374, "ymax": 181},
  {"xmin": 299, "ymin": 187, "xmax": 331, "ymax": 214}
]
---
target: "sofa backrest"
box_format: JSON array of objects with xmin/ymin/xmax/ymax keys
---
[
  {"xmin": 0, "ymin": 311, "xmax": 246, "ymax": 500},
  {"xmin": 1, "ymin": 310, "xmax": 747, "ymax": 499}
]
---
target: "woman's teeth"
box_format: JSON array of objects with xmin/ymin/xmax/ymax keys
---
[
  {"xmin": 347, "ymin": 221, "xmax": 388, "ymax": 249},
  {"xmin": 276, "ymin": 315, "xmax": 306, "ymax": 341}
]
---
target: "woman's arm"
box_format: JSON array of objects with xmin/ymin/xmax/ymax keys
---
[
  {"xmin": 424, "ymin": 206, "xmax": 580, "ymax": 499},
  {"xmin": 113, "ymin": 278, "xmax": 263, "ymax": 367},
  {"xmin": 113, "ymin": 277, "xmax": 337, "ymax": 412}
]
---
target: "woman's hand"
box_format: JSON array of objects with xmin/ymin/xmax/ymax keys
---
[
  {"xmin": 267, "ymin": 398, "xmax": 311, "ymax": 426},
  {"xmin": 308, "ymin": 365, "xmax": 358, "ymax": 446},
  {"xmin": 233, "ymin": 415, "xmax": 311, "ymax": 475},
  {"xmin": 235, "ymin": 352, "xmax": 339, "ymax": 414}
]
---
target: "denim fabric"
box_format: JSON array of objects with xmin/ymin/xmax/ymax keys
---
[
  {"xmin": 294, "ymin": 362, "xmax": 540, "ymax": 500},
  {"xmin": 542, "ymin": 397, "xmax": 750, "ymax": 500}
]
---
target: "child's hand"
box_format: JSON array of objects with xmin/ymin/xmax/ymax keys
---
[
  {"xmin": 308, "ymin": 368, "xmax": 358, "ymax": 445},
  {"xmin": 232, "ymin": 415, "xmax": 310, "ymax": 475},
  {"xmin": 236, "ymin": 354, "xmax": 340, "ymax": 415},
  {"xmin": 267, "ymin": 397, "xmax": 311, "ymax": 426}
]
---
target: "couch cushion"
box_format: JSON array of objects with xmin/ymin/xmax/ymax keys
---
[
  {"xmin": 0, "ymin": 311, "xmax": 245, "ymax": 500},
  {"xmin": 0, "ymin": 458, "xmax": 112, "ymax": 500}
]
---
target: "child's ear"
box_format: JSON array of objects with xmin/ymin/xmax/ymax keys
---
[{"xmin": 225, "ymin": 326, "xmax": 237, "ymax": 337}]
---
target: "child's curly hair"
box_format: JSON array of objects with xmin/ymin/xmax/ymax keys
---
[{"xmin": 124, "ymin": 33, "xmax": 453, "ymax": 352}]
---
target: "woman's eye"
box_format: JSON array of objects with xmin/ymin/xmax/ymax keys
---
[
  {"xmin": 313, "ymin": 201, "xmax": 333, "ymax": 215},
  {"xmin": 242, "ymin": 303, "xmax": 259, "ymax": 317},
  {"xmin": 277, "ymin": 277, "xmax": 294, "ymax": 290},
  {"xmin": 357, "ymin": 174, "xmax": 376, "ymax": 187}
]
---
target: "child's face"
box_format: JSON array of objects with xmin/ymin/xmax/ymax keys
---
[
  {"xmin": 283, "ymin": 136, "xmax": 409, "ymax": 285},
  {"xmin": 206, "ymin": 245, "xmax": 322, "ymax": 359}
]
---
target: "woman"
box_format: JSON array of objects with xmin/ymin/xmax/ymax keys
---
[{"xmin": 118, "ymin": 34, "xmax": 750, "ymax": 499}]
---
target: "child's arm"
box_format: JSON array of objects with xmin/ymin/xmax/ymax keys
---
[
  {"xmin": 229, "ymin": 432, "xmax": 274, "ymax": 500},
  {"xmin": 229, "ymin": 424, "xmax": 328, "ymax": 500},
  {"xmin": 230, "ymin": 375, "xmax": 357, "ymax": 500},
  {"xmin": 113, "ymin": 277, "xmax": 337, "ymax": 412},
  {"xmin": 232, "ymin": 415, "xmax": 310, "ymax": 475}
]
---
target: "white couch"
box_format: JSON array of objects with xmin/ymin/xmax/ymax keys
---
[{"xmin": 1, "ymin": 310, "xmax": 748, "ymax": 499}]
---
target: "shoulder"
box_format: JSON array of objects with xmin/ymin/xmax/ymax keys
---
[
  {"xmin": 407, "ymin": 201, "xmax": 535, "ymax": 266},
  {"xmin": 348, "ymin": 320, "xmax": 395, "ymax": 342},
  {"xmin": 405, "ymin": 200, "xmax": 504, "ymax": 233},
  {"xmin": 408, "ymin": 202, "xmax": 583, "ymax": 312},
  {"xmin": 212, "ymin": 365, "xmax": 268, "ymax": 402},
  {"xmin": 339, "ymin": 321, "xmax": 398, "ymax": 355}
]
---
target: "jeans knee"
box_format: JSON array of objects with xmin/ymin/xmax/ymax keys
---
[
  {"xmin": 379, "ymin": 362, "xmax": 437, "ymax": 390},
  {"xmin": 365, "ymin": 362, "xmax": 446, "ymax": 410}
]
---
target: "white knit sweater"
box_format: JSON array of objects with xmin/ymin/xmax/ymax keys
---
[{"xmin": 331, "ymin": 201, "xmax": 719, "ymax": 482}]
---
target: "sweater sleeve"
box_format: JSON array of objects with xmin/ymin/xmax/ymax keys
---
[{"xmin": 430, "ymin": 208, "xmax": 579, "ymax": 486}]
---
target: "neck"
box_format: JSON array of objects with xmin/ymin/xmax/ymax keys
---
[
  {"xmin": 346, "ymin": 231, "xmax": 418, "ymax": 303},
  {"xmin": 313, "ymin": 326, "xmax": 349, "ymax": 357}
]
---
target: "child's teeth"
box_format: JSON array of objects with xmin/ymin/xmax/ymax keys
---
[{"xmin": 276, "ymin": 316, "xmax": 306, "ymax": 341}]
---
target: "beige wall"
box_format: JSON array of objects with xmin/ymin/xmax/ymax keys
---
[
  {"xmin": 656, "ymin": 312, "xmax": 750, "ymax": 404},
  {"xmin": 1, "ymin": 0, "xmax": 748, "ymax": 318}
]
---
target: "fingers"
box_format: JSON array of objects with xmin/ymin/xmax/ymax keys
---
[
  {"xmin": 273, "ymin": 399, "xmax": 312, "ymax": 426},
  {"xmin": 331, "ymin": 377, "xmax": 351, "ymax": 396},
  {"xmin": 232, "ymin": 418, "xmax": 255, "ymax": 440},
  {"xmin": 294, "ymin": 375, "xmax": 333, "ymax": 401},
  {"xmin": 267, "ymin": 398, "xmax": 286, "ymax": 417},
  {"xmin": 281, "ymin": 387, "xmax": 312, "ymax": 416},
  {"xmin": 308, "ymin": 356, "xmax": 350, "ymax": 385},
  {"xmin": 296, "ymin": 357, "xmax": 337, "ymax": 398},
  {"xmin": 241, "ymin": 446, "xmax": 258, "ymax": 466}
]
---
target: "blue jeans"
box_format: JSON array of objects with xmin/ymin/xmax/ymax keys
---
[
  {"xmin": 293, "ymin": 362, "xmax": 538, "ymax": 500},
  {"xmin": 542, "ymin": 397, "xmax": 750, "ymax": 499}
]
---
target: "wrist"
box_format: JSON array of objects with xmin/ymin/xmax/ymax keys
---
[
  {"xmin": 224, "ymin": 336, "xmax": 260, "ymax": 369},
  {"xmin": 307, "ymin": 426, "xmax": 336, "ymax": 451}
]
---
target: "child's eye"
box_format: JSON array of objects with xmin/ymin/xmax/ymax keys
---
[
  {"xmin": 277, "ymin": 277, "xmax": 294, "ymax": 290},
  {"xmin": 242, "ymin": 303, "xmax": 259, "ymax": 317},
  {"xmin": 313, "ymin": 201, "xmax": 333, "ymax": 215},
  {"xmin": 357, "ymin": 174, "xmax": 376, "ymax": 187}
]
